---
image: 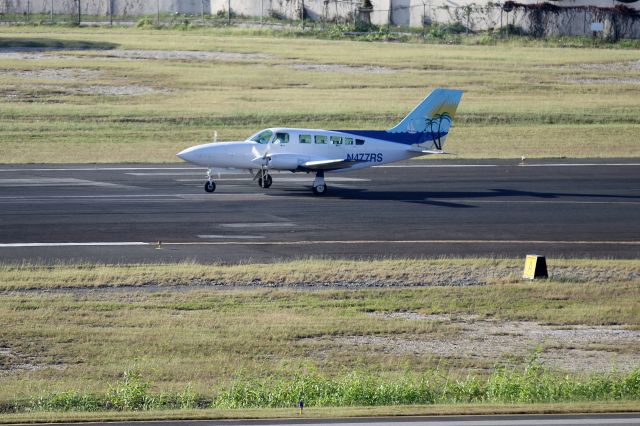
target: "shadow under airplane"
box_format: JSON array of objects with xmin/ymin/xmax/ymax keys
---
[{"xmin": 267, "ymin": 187, "xmax": 640, "ymax": 208}]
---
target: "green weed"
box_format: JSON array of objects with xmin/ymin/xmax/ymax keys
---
[{"xmin": 5, "ymin": 363, "xmax": 638, "ymax": 413}]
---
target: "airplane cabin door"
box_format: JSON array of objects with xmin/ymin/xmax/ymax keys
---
[{"xmin": 330, "ymin": 134, "xmax": 346, "ymax": 158}]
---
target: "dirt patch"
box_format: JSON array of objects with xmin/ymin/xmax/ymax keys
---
[
  {"xmin": 1, "ymin": 65, "xmax": 167, "ymax": 97},
  {"xmin": 564, "ymin": 77, "xmax": 640, "ymax": 84},
  {"xmin": 574, "ymin": 60, "xmax": 640, "ymax": 71},
  {"xmin": 0, "ymin": 50, "xmax": 81, "ymax": 61},
  {"xmin": 1, "ymin": 84, "xmax": 168, "ymax": 99},
  {"xmin": 0, "ymin": 48, "xmax": 271, "ymax": 63},
  {"xmin": 310, "ymin": 313, "xmax": 640, "ymax": 374},
  {"xmin": 99, "ymin": 49, "xmax": 271, "ymax": 62},
  {"xmin": 0, "ymin": 347, "xmax": 55, "ymax": 373},
  {"xmin": 284, "ymin": 63, "xmax": 395, "ymax": 74},
  {"xmin": 0, "ymin": 68, "xmax": 102, "ymax": 81},
  {"xmin": 71, "ymin": 84, "xmax": 168, "ymax": 96}
]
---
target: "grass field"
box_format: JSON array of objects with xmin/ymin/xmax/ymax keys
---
[
  {"xmin": 1, "ymin": 26, "xmax": 639, "ymax": 162},
  {"xmin": 0, "ymin": 259, "xmax": 638, "ymax": 413}
]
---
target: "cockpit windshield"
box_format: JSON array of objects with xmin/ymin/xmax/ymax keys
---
[{"xmin": 250, "ymin": 129, "xmax": 274, "ymax": 144}]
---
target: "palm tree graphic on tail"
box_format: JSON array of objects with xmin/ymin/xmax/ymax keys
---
[{"xmin": 425, "ymin": 112, "xmax": 452, "ymax": 150}]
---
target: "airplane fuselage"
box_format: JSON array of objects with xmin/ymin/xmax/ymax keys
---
[
  {"xmin": 177, "ymin": 89, "xmax": 463, "ymax": 195},
  {"xmin": 177, "ymin": 128, "xmax": 420, "ymax": 172}
]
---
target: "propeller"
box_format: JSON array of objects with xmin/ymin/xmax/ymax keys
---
[{"xmin": 251, "ymin": 142, "xmax": 271, "ymax": 186}]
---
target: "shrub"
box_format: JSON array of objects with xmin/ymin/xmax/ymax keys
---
[{"xmin": 107, "ymin": 369, "xmax": 151, "ymax": 411}]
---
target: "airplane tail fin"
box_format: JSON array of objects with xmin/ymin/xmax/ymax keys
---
[{"xmin": 388, "ymin": 88, "xmax": 463, "ymax": 151}]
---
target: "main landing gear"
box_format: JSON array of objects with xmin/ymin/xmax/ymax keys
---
[
  {"xmin": 312, "ymin": 171, "xmax": 328, "ymax": 196},
  {"xmin": 257, "ymin": 170, "xmax": 272, "ymax": 189}
]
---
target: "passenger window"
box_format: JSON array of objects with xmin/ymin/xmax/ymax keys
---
[
  {"xmin": 355, "ymin": 139, "xmax": 365, "ymax": 145},
  {"xmin": 315, "ymin": 135, "xmax": 327, "ymax": 144},
  {"xmin": 299, "ymin": 134, "xmax": 312, "ymax": 144},
  {"xmin": 275, "ymin": 132, "xmax": 289, "ymax": 144},
  {"xmin": 330, "ymin": 136, "xmax": 342, "ymax": 145},
  {"xmin": 343, "ymin": 137, "xmax": 354, "ymax": 145}
]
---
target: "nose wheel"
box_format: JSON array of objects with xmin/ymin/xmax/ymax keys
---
[
  {"xmin": 204, "ymin": 169, "xmax": 216, "ymax": 193},
  {"xmin": 204, "ymin": 180, "xmax": 216, "ymax": 193}
]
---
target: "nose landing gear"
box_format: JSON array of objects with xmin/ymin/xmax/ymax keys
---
[
  {"xmin": 204, "ymin": 181, "xmax": 216, "ymax": 193},
  {"xmin": 204, "ymin": 169, "xmax": 216, "ymax": 193}
]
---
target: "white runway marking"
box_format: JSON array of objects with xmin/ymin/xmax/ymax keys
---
[
  {"xmin": 0, "ymin": 178, "xmax": 128, "ymax": 188},
  {"xmin": 220, "ymin": 222, "xmax": 297, "ymax": 228},
  {"xmin": 2, "ymin": 239, "xmax": 638, "ymax": 248},
  {"xmin": 197, "ymin": 235, "xmax": 265, "ymax": 239},
  {"xmin": 285, "ymin": 418, "xmax": 639, "ymax": 426},
  {"xmin": 127, "ymin": 172, "xmax": 206, "ymax": 176},
  {"xmin": 375, "ymin": 164, "xmax": 498, "ymax": 168},
  {"xmin": 0, "ymin": 195, "xmax": 635, "ymax": 206},
  {"xmin": 440, "ymin": 199, "xmax": 640, "ymax": 205},
  {"xmin": 162, "ymin": 239, "xmax": 640, "ymax": 246},
  {"xmin": 0, "ymin": 242, "xmax": 147, "ymax": 247},
  {"xmin": 1, "ymin": 163, "xmax": 638, "ymax": 173},
  {"xmin": 0, "ymin": 194, "xmax": 201, "ymax": 200},
  {"xmin": 519, "ymin": 163, "xmax": 640, "ymax": 167},
  {"xmin": 0, "ymin": 167, "xmax": 198, "ymax": 172},
  {"xmin": 176, "ymin": 177, "xmax": 370, "ymax": 182},
  {"xmin": 0, "ymin": 193, "xmax": 267, "ymax": 200}
]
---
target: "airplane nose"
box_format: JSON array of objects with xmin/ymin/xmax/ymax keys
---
[{"xmin": 176, "ymin": 146, "xmax": 202, "ymax": 164}]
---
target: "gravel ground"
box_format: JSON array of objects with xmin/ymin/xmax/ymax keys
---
[
  {"xmin": 565, "ymin": 77, "xmax": 640, "ymax": 84},
  {"xmin": 311, "ymin": 312, "xmax": 640, "ymax": 374},
  {"xmin": 0, "ymin": 347, "xmax": 50, "ymax": 372},
  {"xmin": 2, "ymin": 84, "xmax": 167, "ymax": 98},
  {"xmin": 574, "ymin": 60, "xmax": 640, "ymax": 71},
  {"xmin": 0, "ymin": 65, "xmax": 168, "ymax": 97},
  {"xmin": 0, "ymin": 48, "xmax": 395, "ymax": 74},
  {"xmin": 0, "ymin": 48, "xmax": 271, "ymax": 62},
  {"xmin": 0, "ymin": 67, "xmax": 103, "ymax": 80},
  {"xmin": 0, "ymin": 48, "xmax": 395, "ymax": 98},
  {"xmin": 98, "ymin": 49, "xmax": 271, "ymax": 62}
]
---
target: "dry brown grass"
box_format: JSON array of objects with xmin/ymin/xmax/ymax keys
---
[
  {"xmin": 1, "ymin": 27, "xmax": 639, "ymax": 162},
  {"xmin": 1, "ymin": 258, "xmax": 638, "ymax": 290},
  {"xmin": 0, "ymin": 258, "xmax": 638, "ymax": 402}
]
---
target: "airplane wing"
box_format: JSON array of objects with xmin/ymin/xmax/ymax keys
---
[
  {"xmin": 408, "ymin": 147, "xmax": 451, "ymax": 155},
  {"xmin": 302, "ymin": 158, "xmax": 361, "ymax": 171}
]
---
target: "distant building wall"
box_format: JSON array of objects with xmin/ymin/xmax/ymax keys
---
[
  {"xmin": 210, "ymin": 0, "xmax": 639, "ymax": 37},
  {"xmin": 1, "ymin": 0, "xmax": 210, "ymax": 16},
  {"xmin": 209, "ymin": 0, "xmax": 388, "ymax": 25}
]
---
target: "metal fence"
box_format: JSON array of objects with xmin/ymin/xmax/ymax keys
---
[
  {"xmin": 0, "ymin": 0, "xmax": 212, "ymax": 26},
  {"xmin": 0, "ymin": 0, "xmax": 510, "ymax": 32}
]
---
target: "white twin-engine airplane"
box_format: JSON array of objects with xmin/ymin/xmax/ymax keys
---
[{"xmin": 177, "ymin": 88, "xmax": 463, "ymax": 195}]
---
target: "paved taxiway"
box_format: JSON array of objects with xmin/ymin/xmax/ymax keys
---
[
  {"xmin": 17, "ymin": 414, "xmax": 640, "ymax": 426},
  {"xmin": 0, "ymin": 159, "xmax": 638, "ymax": 263}
]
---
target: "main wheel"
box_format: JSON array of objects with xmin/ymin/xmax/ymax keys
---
[
  {"xmin": 204, "ymin": 181, "xmax": 216, "ymax": 193},
  {"xmin": 312, "ymin": 184, "xmax": 327, "ymax": 195},
  {"xmin": 258, "ymin": 174, "xmax": 273, "ymax": 189}
]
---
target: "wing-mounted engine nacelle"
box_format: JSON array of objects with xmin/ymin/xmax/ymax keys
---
[{"xmin": 265, "ymin": 154, "xmax": 304, "ymax": 170}]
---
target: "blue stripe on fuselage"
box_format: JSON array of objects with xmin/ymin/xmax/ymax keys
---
[{"xmin": 332, "ymin": 130, "xmax": 447, "ymax": 145}]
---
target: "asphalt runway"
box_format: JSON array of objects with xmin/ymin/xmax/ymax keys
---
[
  {"xmin": 0, "ymin": 159, "xmax": 639, "ymax": 263},
  {"xmin": 15, "ymin": 414, "xmax": 640, "ymax": 426}
]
